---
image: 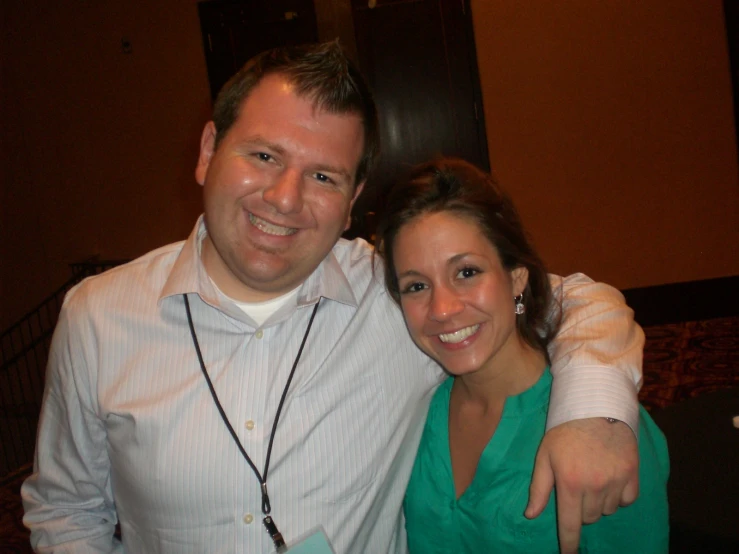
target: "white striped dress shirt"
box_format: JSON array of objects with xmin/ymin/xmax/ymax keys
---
[{"xmin": 22, "ymin": 217, "xmax": 642, "ymax": 553}]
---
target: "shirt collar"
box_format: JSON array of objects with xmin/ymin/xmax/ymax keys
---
[
  {"xmin": 159, "ymin": 215, "xmax": 359, "ymax": 310},
  {"xmin": 297, "ymin": 243, "xmax": 358, "ymax": 308},
  {"xmin": 159, "ymin": 215, "xmax": 219, "ymax": 306}
]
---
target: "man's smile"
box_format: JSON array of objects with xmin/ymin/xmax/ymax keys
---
[{"xmin": 248, "ymin": 212, "xmax": 298, "ymax": 236}]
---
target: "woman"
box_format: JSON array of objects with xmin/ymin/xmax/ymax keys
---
[{"xmin": 377, "ymin": 158, "xmax": 669, "ymax": 553}]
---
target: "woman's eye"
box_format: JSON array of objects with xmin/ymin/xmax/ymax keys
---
[
  {"xmin": 457, "ymin": 267, "xmax": 479, "ymax": 279},
  {"xmin": 401, "ymin": 282, "xmax": 427, "ymax": 294}
]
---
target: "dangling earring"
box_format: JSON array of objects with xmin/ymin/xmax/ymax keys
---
[{"xmin": 514, "ymin": 293, "xmax": 525, "ymax": 315}]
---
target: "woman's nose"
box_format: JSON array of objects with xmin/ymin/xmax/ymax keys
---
[{"xmin": 428, "ymin": 285, "xmax": 464, "ymax": 321}]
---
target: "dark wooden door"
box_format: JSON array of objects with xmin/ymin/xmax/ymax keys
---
[
  {"xmin": 347, "ymin": 0, "xmax": 489, "ymax": 239},
  {"xmin": 197, "ymin": 1, "xmax": 489, "ymax": 240},
  {"xmin": 198, "ymin": 0, "xmax": 319, "ymax": 100},
  {"xmin": 724, "ymin": 0, "xmax": 739, "ymax": 166}
]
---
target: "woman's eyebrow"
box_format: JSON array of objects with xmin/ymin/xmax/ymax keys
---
[{"xmin": 397, "ymin": 269, "xmax": 423, "ymax": 280}]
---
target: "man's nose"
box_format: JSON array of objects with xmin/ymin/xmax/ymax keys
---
[
  {"xmin": 428, "ymin": 285, "xmax": 464, "ymax": 322},
  {"xmin": 263, "ymin": 169, "xmax": 304, "ymax": 214}
]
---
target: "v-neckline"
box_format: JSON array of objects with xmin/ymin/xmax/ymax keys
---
[{"xmin": 440, "ymin": 367, "xmax": 552, "ymax": 504}]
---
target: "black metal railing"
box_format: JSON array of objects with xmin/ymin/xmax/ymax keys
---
[{"xmin": 0, "ymin": 258, "xmax": 126, "ymax": 479}]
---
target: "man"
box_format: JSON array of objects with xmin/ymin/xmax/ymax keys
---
[{"xmin": 23, "ymin": 41, "xmax": 641, "ymax": 553}]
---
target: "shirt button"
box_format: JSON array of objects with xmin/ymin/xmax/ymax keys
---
[
  {"xmin": 243, "ymin": 513, "xmax": 254, "ymax": 524},
  {"xmin": 245, "ymin": 420, "xmax": 255, "ymax": 431},
  {"xmin": 255, "ymin": 330, "xmax": 264, "ymax": 339}
]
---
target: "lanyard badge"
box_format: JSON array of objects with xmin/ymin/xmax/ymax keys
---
[{"xmin": 280, "ymin": 526, "xmax": 336, "ymax": 553}]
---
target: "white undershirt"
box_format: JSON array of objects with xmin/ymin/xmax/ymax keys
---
[{"xmin": 222, "ymin": 283, "xmax": 301, "ymax": 327}]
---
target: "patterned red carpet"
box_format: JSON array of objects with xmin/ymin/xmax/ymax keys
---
[
  {"xmin": 1, "ymin": 316, "xmax": 737, "ymax": 553},
  {"xmin": 638, "ymin": 317, "xmax": 739, "ymax": 411}
]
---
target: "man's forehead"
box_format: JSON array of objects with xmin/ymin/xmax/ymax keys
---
[
  {"xmin": 228, "ymin": 79, "xmax": 364, "ymax": 182},
  {"xmin": 243, "ymin": 73, "xmax": 363, "ymax": 121}
]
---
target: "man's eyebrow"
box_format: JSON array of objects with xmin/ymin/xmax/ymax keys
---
[
  {"xmin": 241, "ymin": 136, "xmax": 286, "ymax": 156},
  {"xmin": 239, "ymin": 136, "xmax": 354, "ymax": 182},
  {"xmin": 312, "ymin": 163, "xmax": 353, "ymax": 182}
]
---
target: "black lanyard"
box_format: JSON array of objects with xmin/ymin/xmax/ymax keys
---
[{"xmin": 183, "ymin": 294, "xmax": 320, "ymax": 551}]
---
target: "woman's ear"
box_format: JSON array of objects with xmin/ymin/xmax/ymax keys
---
[{"xmin": 511, "ymin": 266, "xmax": 529, "ymax": 296}]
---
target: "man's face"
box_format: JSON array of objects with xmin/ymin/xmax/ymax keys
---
[{"xmin": 195, "ymin": 74, "xmax": 366, "ymax": 302}]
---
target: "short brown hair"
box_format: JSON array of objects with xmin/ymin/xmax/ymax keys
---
[{"xmin": 212, "ymin": 40, "xmax": 379, "ymax": 186}]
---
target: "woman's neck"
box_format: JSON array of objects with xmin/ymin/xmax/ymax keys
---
[{"xmin": 453, "ymin": 335, "xmax": 547, "ymax": 414}]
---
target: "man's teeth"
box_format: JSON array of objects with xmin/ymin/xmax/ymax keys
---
[
  {"xmin": 438, "ymin": 325, "xmax": 479, "ymax": 344},
  {"xmin": 249, "ymin": 213, "xmax": 297, "ymax": 236}
]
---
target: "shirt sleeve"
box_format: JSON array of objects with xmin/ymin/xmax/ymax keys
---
[
  {"xmin": 21, "ymin": 293, "xmax": 123, "ymax": 553},
  {"xmin": 545, "ymin": 273, "xmax": 643, "ymax": 435}
]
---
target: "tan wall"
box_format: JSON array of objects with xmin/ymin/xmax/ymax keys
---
[
  {"xmin": 2, "ymin": 0, "xmax": 739, "ymax": 329},
  {"xmin": 471, "ymin": 0, "xmax": 739, "ymax": 289},
  {"xmin": 1, "ymin": 1, "xmax": 209, "ymax": 329}
]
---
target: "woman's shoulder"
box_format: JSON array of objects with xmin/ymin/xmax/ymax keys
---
[
  {"xmin": 579, "ymin": 405, "xmax": 670, "ymax": 553},
  {"xmin": 417, "ymin": 377, "xmax": 454, "ymax": 441},
  {"xmin": 637, "ymin": 405, "xmax": 670, "ymax": 479},
  {"xmin": 429, "ymin": 376, "xmax": 454, "ymax": 409}
]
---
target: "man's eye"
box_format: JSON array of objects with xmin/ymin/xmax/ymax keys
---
[
  {"xmin": 313, "ymin": 172, "xmax": 334, "ymax": 184},
  {"xmin": 256, "ymin": 152, "xmax": 273, "ymax": 162}
]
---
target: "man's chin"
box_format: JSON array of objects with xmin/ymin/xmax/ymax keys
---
[{"xmin": 236, "ymin": 266, "xmax": 306, "ymax": 300}]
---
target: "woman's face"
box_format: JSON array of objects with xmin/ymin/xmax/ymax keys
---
[{"xmin": 392, "ymin": 211, "xmax": 527, "ymax": 377}]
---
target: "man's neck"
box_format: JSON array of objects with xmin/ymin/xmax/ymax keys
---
[{"xmin": 200, "ymin": 234, "xmax": 294, "ymax": 303}]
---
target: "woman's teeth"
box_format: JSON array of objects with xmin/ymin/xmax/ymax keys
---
[{"xmin": 438, "ymin": 324, "xmax": 480, "ymax": 344}]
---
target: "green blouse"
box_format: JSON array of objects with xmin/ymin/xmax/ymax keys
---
[{"xmin": 403, "ymin": 368, "xmax": 669, "ymax": 553}]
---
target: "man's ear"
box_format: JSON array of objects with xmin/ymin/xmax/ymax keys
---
[
  {"xmin": 195, "ymin": 121, "xmax": 217, "ymax": 187},
  {"xmin": 511, "ymin": 266, "xmax": 530, "ymax": 297},
  {"xmin": 344, "ymin": 181, "xmax": 366, "ymax": 231}
]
